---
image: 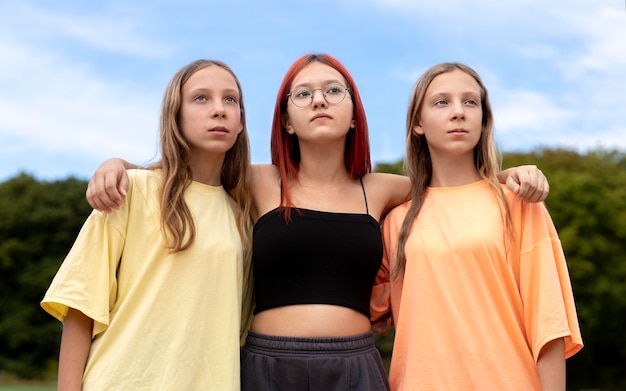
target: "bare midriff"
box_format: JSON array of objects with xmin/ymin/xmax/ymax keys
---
[{"xmin": 250, "ymin": 304, "xmax": 371, "ymax": 337}]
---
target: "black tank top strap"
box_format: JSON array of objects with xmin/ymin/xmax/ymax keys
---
[
  {"xmin": 359, "ymin": 177, "xmax": 369, "ymax": 215},
  {"xmin": 281, "ymin": 177, "xmax": 369, "ymax": 215}
]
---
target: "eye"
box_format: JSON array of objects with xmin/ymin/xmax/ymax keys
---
[
  {"xmin": 294, "ymin": 88, "xmax": 312, "ymax": 98},
  {"xmin": 194, "ymin": 95, "xmax": 208, "ymax": 102},
  {"xmin": 224, "ymin": 96, "xmax": 238, "ymax": 104},
  {"xmin": 325, "ymin": 85, "xmax": 344, "ymax": 95},
  {"xmin": 434, "ymin": 99, "xmax": 447, "ymax": 106},
  {"xmin": 465, "ymin": 99, "xmax": 478, "ymax": 106}
]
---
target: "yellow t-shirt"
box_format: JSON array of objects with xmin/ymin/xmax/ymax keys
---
[
  {"xmin": 42, "ymin": 169, "xmax": 252, "ymax": 391},
  {"xmin": 371, "ymin": 180, "xmax": 583, "ymax": 391}
]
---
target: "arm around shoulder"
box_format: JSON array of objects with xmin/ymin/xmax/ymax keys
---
[
  {"xmin": 250, "ymin": 164, "xmax": 281, "ymax": 221},
  {"xmin": 364, "ymin": 173, "xmax": 411, "ymax": 220},
  {"xmin": 498, "ymin": 165, "xmax": 550, "ymax": 203},
  {"xmin": 86, "ymin": 158, "xmax": 138, "ymax": 212}
]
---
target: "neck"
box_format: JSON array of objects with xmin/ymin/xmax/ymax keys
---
[
  {"xmin": 296, "ymin": 142, "xmax": 351, "ymax": 184},
  {"xmin": 429, "ymin": 154, "xmax": 481, "ymax": 187},
  {"xmin": 188, "ymin": 153, "xmax": 225, "ymax": 186}
]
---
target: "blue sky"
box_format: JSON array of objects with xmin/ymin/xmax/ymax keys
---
[{"xmin": 1, "ymin": 0, "xmax": 625, "ymax": 181}]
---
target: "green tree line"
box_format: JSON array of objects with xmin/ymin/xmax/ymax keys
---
[
  {"xmin": 1, "ymin": 148, "xmax": 625, "ymax": 389},
  {"xmin": 0, "ymin": 174, "xmax": 93, "ymax": 380}
]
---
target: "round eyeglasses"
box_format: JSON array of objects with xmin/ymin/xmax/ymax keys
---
[{"xmin": 287, "ymin": 84, "xmax": 350, "ymax": 108}]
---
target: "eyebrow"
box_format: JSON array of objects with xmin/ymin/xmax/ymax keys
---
[
  {"xmin": 292, "ymin": 79, "xmax": 346, "ymax": 89},
  {"xmin": 428, "ymin": 91, "xmax": 480, "ymax": 99},
  {"xmin": 187, "ymin": 87, "xmax": 240, "ymax": 96}
]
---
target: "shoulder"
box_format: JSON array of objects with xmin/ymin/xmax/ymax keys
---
[
  {"xmin": 499, "ymin": 183, "xmax": 527, "ymax": 206},
  {"xmin": 127, "ymin": 168, "xmax": 161, "ymax": 185},
  {"xmin": 124, "ymin": 169, "xmax": 161, "ymax": 203},
  {"xmin": 381, "ymin": 199, "xmax": 412, "ymax": 237},
  {"xmin": 362, "ymin": 172, "xmax": 411, "ymax": 219},
  {"xmin": 386, "ymin": 199, "xmax": 412, "ymax": 221},
  {"xmin": 499, "ymin": 183, "xmax": 548, "ymax": 218}
]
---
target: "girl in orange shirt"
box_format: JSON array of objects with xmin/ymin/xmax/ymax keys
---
[{"xmin": 371, "ymin": 62, "xmax": 583, "ymax": 391}]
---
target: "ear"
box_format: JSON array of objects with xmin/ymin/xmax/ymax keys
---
[
  {"xmin": 282, "ymin": 114, "xmax": 295, "ymax": 134},
  {"xmin": 412, "ymin": 124, "xmax": 425, "ymax": 135},
  {"xmin": 350, "ymin": 119, "xmax": 356, "ymax": 129}
]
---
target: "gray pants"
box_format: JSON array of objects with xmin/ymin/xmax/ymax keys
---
[{"xmin": 241, "ymin": 331, "xmax": 390, "ymax": 391}]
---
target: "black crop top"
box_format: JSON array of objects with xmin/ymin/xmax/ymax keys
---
[{"xmin": 252, "ymin": 206, "xmax": 383, "ymax": 318}]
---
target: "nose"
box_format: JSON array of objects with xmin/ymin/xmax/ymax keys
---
[
  {"xmin": 212, "ymin": 100, "xmax": 226, "ymax": 118},
  {"xmin": 451, "ymin": 102, "xmax": 465, "ymax": 120},
  {"xmin": 311, "ymin": 89, "xmax": 327, "ymax": 108}
]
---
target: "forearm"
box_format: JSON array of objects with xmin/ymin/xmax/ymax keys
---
[
  {"xmin": 119, "ymin": 158, "xmax": 141, "ymax": 170},
  {"xmin": 58, "ymin": 308, "xmax": 94, "ymax": 391},
  {"xmin": 536, "ymin": 337, "xmax": 565, "ymax": 391}
]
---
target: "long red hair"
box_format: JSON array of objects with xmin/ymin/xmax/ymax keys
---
[{"xmin": 270, "ymin": 53, "xmax": 371, "ymax": 212}]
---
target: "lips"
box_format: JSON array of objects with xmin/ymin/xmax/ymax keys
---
[
  {"xmin": 311, "ymin": 113, "xmax": 331, "ymax": 122},
  {"xmin": 209, "ymin": 126, "xmax": 229, "ymax": 133},
  {"xmin": 448, "ymin": 128, "xmax": 468, "ymax": 134}
]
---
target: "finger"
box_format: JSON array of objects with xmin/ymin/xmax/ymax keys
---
[
  {"xmin": 530, "ymin": 169, "xmax": 549, "ymax": 202},
  {"xmin": 505, "ymin": 175, "xmax": 521, "ymax": 196},
  {"xmin": 118, "ymin": 170, "xmax": 129, "ymax": 197},
  {"xmin": 88, "ymin": 172, "xmax": 123, "ymax": 212},
  {"xmin": 103, "ymin": 174, "xmax": 124, "ymax": 208},
  {"xmin": 514, "ymin": 168, "xmax": 533, "ymax": 200},
  {"xmin": 540, "ymin": 174, "xmax": 549, "ymax": 201},
  {"xmin": 515, "ymin": 166, "xmax": 549, "ymax": 203},
  {"xmin": 86, "ymin": 176, "xmax": 112, "ymax": 212}
]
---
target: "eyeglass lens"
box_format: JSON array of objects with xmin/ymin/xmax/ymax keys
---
[{"xmin": 289, "ymin": 84, "xmax": 348, "ymax": 107}]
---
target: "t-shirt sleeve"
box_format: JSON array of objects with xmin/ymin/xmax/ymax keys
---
[
  {"xmin": 370, "ymin": 215, "xmax": 395, "ymax": 323},
  {"xmin": 41, "ymin": 190, "xmax": 129, "ymax": 337},
  {"xmin": 514, "ymin": 200, "xmax": 583, "ymax": 361}
]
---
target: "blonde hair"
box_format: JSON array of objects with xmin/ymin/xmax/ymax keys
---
[
  {"xmin": 151, "ymin": 59, "xmax": 252, "ymax": 262},
  {"xmin": 393, "ymin": 62, "xmax": 511, "ymax": 279}
]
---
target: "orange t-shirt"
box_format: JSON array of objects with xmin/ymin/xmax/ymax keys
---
[{"xmin": 371, "ymin": 180, "xmax": 583, "ymax": 390}]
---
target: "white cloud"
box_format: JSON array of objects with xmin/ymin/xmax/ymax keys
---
[
  {"xmin": 548, "ymin": 6, "xmax": 626, "ymax": 76},
  {"xmin": 495, "ymin": 91, "xmax": 575, "ymax": 131},
  {"xmin": 0, "ymin": 2, "xmax": 179, "ymax": 180},
  {"xmin": 0, "ymin": 38, "xmax": 161, "ymax": 180},
  {"xmin": 491, "ymin": 90, "xmax": 576, "ymax": 151},
  {"xmin": 1, "ymin": 2, "xmax": 172, "ymax": 58}
]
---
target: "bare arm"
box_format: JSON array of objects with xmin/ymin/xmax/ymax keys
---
[
  {"xmin": 86, "ymin": 158, "xmax": 138, "ymax": 212},
  {"xmin": 85, "ymin": 160, "xmax": 549, "ymax": 213},
  {"xmin": 498, "ymin": 165, "xmax": 549, "ymax": 203},
  {"xmin": 249, "ymin": 164, "xmax": 281, "ymax": 223},
  {"xmin": 58, "ymin": 308, "xmax": 94, "ymax": 391},
  {"xmin": 536, "ymin": 337, "xmax": 565, "ymax": 391},
  {"xmin": 372, "ymin": 164, "xmax": 549, "ymax": 217},
  {"xmin": 86, "ymin": 160, "xmax": 279, "ymax": 216}
]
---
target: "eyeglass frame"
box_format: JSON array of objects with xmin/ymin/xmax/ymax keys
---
[{"xmin": 286, "ymin": 84, "xmax": 351, "ymax": 108}]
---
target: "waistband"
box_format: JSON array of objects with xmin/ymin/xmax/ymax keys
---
[{"xmin": 244, "ymin": 331, "xmax": 377, "ymax": 355}]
